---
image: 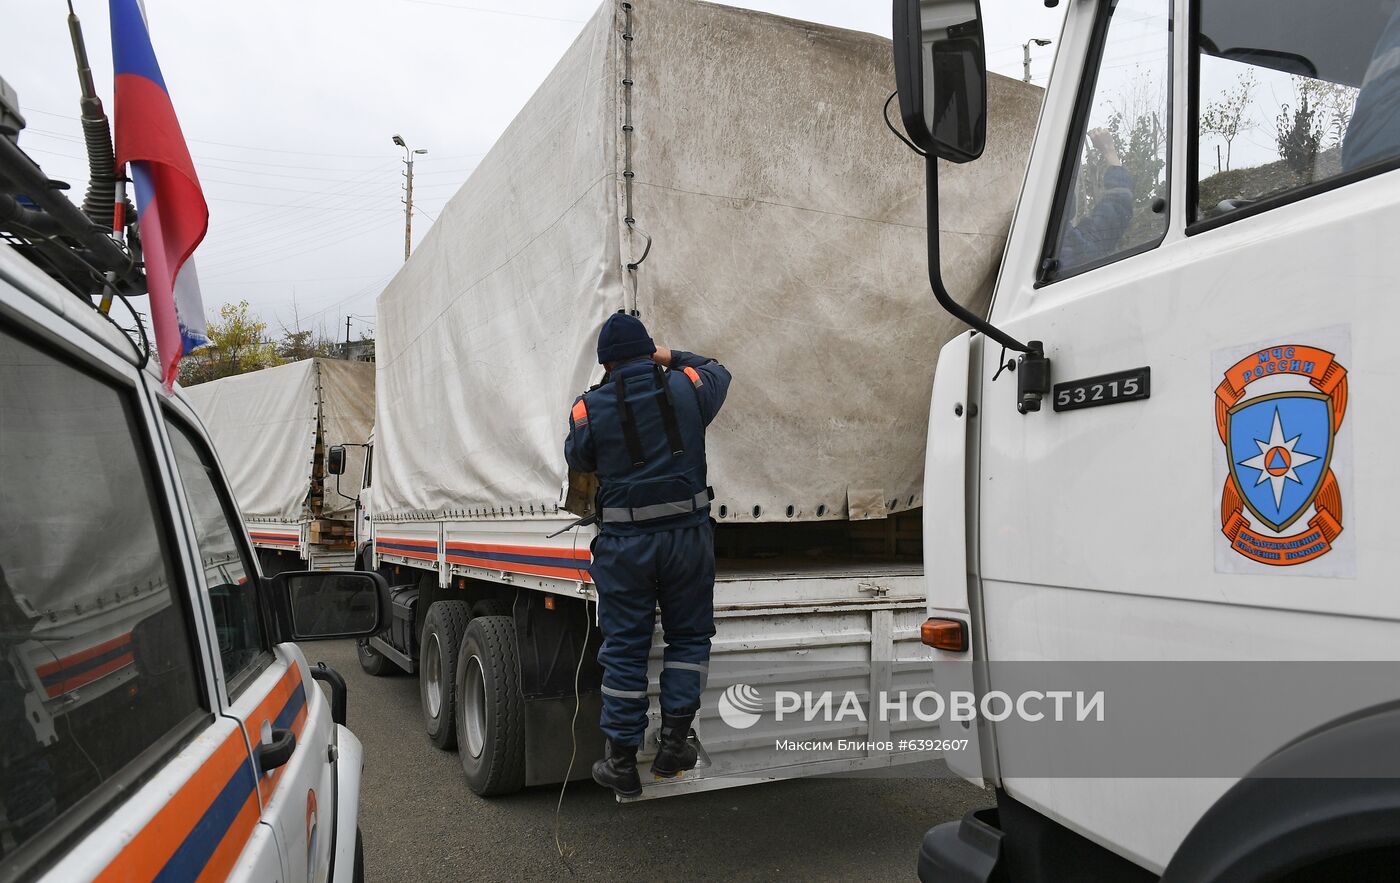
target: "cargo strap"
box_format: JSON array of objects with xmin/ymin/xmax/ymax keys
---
[{"xmin": 601, "ymin": 488, "xmax": 713, "ymax": 524}]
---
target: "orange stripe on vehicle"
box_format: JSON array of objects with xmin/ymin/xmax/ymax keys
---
[
  {"xmin": 259, "ymin": 702, "xmax": 309, "ymax": 803},
  {"xmin": 249, "ymin": 531, "xmax": 300, "ymax": 548},
  {"xmin": 445, "ymin": 553, "xmax": 592, "ymax": 583},
  {"xmin": 193, "ymin": 789, "xmax": 261, "ymax": 883},
  {"xmin": 445, "ymin": 541, "xmax": 592, "ymax": 560},
  {"xmin": 242, "ymin": 668, "xmax": 302, "ymax": 802},
  {"xmin": 35, "ymin": 633, "xmax": 132, "ymax": 677},
  {"xmin": 96, "ymin": 729, "xmax": 253, "ymax": 882},
  {"xmin": 45, "ymin": 652, "xmax": 134, "ymax": 697}
]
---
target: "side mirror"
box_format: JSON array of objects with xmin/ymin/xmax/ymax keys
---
[
  {"xmin": 891, "ymin": 0, "xmax": 1050, "ymax": 410},
  {"xmin": 893, "ymin": 0, "xmax": 988, "ymax": 163},
  {"xmin": 326, "ymin": 445, "xmax": 347, "ymax": 476},
  {"xmin": 271, "ymin": 571, "xmax": 388, "ymax": 640}
]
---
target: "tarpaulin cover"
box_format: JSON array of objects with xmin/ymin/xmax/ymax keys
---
[
  {"xmin": 374, "ymin": 0, "xmax": 1040, "ymax": 522},
  {"xmin": 184, "ymin": 358, "xmax": 374, "ymax": 522}
]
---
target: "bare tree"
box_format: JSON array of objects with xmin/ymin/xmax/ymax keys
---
[{"xmin": 1201, "ymin": 68, "xmax": 1258, "ymax": 171}]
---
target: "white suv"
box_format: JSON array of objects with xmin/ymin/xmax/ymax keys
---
[{"xmin": 0, "ymin": 242, "xmax": 387, "ymax": 882}]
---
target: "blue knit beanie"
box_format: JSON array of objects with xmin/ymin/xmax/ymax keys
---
[{"xmin": 596, "ymin": 312, "xmax": 655, "ymax": 364}]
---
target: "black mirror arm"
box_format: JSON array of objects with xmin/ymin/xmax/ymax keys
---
[
  {"xmin": 924, "ymin": 156, "xmax": 1034, "ymax": 356},
  {"xmin": 924, "ymin": 157, "xmax": 1052, "ymax": 413}
]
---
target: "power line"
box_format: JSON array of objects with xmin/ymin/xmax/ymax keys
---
[
  {"xmin": 195, "ymin": 163, "xmax": 400, "ymax": 247},
  {"xmin": 398, "ymin": 0, "xmax": 586, "ymax": 25},
  {"xmin": 198, "ymin": 213, "xmax": 399, "ymax": 276},
  {"xmin": 21, "ymin": 117, "xmax": 488, "ymax": 169},
  {"xmin": 297, "ymin": 270, "xmax": 398, "ymax": 324},
  {"xmin": 201, "ymin": 272, "xmax": 390, "ymax": 285},
  {"xmin": 23, "ymin": 105, "xmax": 490, "ymax": 161},
  {"xmin": 204, "ymin": 195, "xmax": 402, "ymax": 211}
]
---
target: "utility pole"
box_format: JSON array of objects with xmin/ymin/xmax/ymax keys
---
[
  {"xmin": 345, "ymin": 315, "xmax": 352, "ymax": 358},
  {"xmin": 392, "ymin": 134, "xmax": 428, "ymax": 262},
  {"xmin": 1023, "ymin": 38, "xmax": 1053, "ymax": 83}
]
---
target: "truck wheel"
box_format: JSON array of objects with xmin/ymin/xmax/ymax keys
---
[
  {"xmin": 455, "ymin": 615, "xmax": 526, "ymax": 796},
  {"xmin": 356, "ymin": 637, "xmax": 394, "ymax": 677},
  {"xmin": 352, "ymin": 826, "xmax": 365, "ymax": 883},
  {"xmin": 472, "ymin": 598, "xmax": 512, "ymax": 618},
  {"xmin": 419, "ymin": 600, "xmax": 470, "ymax": 750}
]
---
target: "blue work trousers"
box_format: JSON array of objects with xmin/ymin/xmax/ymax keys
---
[{"xmin": 590, "ymin": 520, "xmax": 716, "ymax": 746}]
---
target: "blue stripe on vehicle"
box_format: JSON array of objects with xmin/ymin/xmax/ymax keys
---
[
  {"xmin": 274, "ymin": 682, "xmax": 307, "ymax": 732},
  {"xmin": 153, "ymin": 757, "xmax": 258, "ymax": 882},
  {"xmin": 38, "ymin": 642, "xmax": 133, "ymax": 686},
  {"xmin": 377, "ymin": 541, "xmax": 436, "ymax": 554},
  {"xmin": 447, "ymin": 548, "xmax": 591, "ymax": 571}
]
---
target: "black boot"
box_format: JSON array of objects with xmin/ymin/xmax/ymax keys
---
[
  {"xmin": 650, "ymin": 711, "xmax": 698, "ymax": 778},
  {"xmin": 592, "ymin": 739, "xmax": 642, "ymax": 798}
]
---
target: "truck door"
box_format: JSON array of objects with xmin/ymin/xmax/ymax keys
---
[
  {"xmin": 162, "ymin": 411, "xmax": 338, "ymax": 883},
  {"xmin": 974, "ymin": 0, "xmax": 1398, "ymax": 867}
]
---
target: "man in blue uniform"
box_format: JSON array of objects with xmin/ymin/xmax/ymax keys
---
[{"xmin": 564, "ymin": 312, "xmax": 731, "ymax": 797}]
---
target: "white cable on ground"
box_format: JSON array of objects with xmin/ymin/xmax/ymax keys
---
[{"xmin": 554, "ymin": 594, "xmax": 592, "ymax": 863}]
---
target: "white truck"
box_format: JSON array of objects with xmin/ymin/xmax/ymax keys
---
[
  {"xmin": 184, "ymin": 357, "xmax": 375, "ymax": 575},
  {"xmin": 894, "ymin": 0, "xmax": 1400, "ymax": 879},
  {"xmin": 348, "ymin": 0, "xmax": 1041, "ymax": 798}
]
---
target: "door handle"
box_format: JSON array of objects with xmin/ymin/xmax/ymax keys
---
[{"xmin": 257, "ymin": 727, "xmax": 297, "ymax": 774}]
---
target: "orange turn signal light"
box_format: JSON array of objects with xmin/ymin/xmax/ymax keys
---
[{"xmin": 921, "ymin": 618, "xmax": 968, "ymax": 652}]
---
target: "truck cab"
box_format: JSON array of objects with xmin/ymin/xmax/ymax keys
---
[
  {"xmin": 898, "ymin": 0, "xmax": 1400, "ymax": 878},
  {"xmin": 0, "ymin": 239, "xmax": 388, "ymax": 881}
]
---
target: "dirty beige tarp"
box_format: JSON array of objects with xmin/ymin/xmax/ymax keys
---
[
  {"xmin": 184, "ymin": 359, "xmax": 374, "ymax": 522},
  {"xmin": 374, "ymin": 0, "xmax": 1040, "ymax": 523}
]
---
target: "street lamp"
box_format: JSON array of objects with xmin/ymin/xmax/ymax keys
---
[
  {"xmin": 1022, "ymin": 38, "xmax": 1053, "ymax": 83},
  {"xmin": 392, "ymin": 134, "xmax": 428, "ymax": 261}
]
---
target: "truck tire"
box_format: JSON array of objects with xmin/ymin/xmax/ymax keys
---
[
  {"xmin": 419, "ymin": 600, "xmax": 470, "ymax": 750},
  {"xmin": 455, "ymin": 615, "xmax": 526, "ymax": 796},
  {"xmin": 356, "ymin": 637, "xmax": 394, "ymax": 677},
  {"xmin": 352, "ymin": 826, "xmax": 365, "ymax": 883},
  {"xmin": 472, "ymin": 598, "xmax": 512, "ymax": 618}
]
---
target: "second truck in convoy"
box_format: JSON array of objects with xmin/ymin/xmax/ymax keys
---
[{"xmin": 184, "ymin": 357, "xmax": 375, "ymax": 575}]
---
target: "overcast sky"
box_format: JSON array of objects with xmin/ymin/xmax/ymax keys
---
[{"xmin": 4, "ymin": 0, "xmax": 1065, "ymax": 339}]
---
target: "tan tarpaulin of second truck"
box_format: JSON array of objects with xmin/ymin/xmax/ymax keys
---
[
  {"xmin": 374, "ymin": 0, "xmax": 1040, "ymax": 524},
  {"xmin": 184, "ymin": 358, "xmax": 374, "ymax": 524}
]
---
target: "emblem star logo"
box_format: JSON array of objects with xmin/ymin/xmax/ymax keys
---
[{"xmin": 1238, "ymin": 407, "xmax": 1319, "ymax": 509}]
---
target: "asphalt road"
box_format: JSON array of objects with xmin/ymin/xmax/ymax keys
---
[{"xmin": 307, "ymin": 640, "xmax": 991, "ymax": 882}]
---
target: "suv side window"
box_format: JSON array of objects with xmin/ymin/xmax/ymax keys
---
[
  {"xmin": 0, "ymin": 325, "xmax": 204, "ymax": 863},
  {"xmin": 1192, "ymin": 0, "xmax": 1399, "ymax": 226},
  {"xmin": 1042, "ymin": 0, "xmax": 1172, "ymax": 283},
  {"xmin": 164, "ymin": 417, "xmax": 271, "ymax": 698}
]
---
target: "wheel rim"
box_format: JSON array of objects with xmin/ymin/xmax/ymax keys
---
[
  {"xmin": 462, "ymin": 654, "xmax": 487, "ymax": 759},
  {"xmin": 424, "ymin": 632, "xmax": 443, "ymax": 719}
]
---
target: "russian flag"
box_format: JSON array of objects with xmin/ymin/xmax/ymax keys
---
[{"xmin": 110, "ymin": 0, "xmax": 209, "ymax": 389}]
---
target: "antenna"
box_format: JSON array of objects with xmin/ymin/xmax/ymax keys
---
[{"xmin": 66, "ymin": 1, "xmax": 124, "ymax": 230}]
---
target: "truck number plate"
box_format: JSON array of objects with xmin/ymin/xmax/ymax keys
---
[{"xmin": 1053, "ymin": 367, "xmax": 1150, "ymax": 412}]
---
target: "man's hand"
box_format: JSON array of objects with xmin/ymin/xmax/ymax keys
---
[
  {"xmin": 1088, "ymin": 128, "xmax": 1121, "ymax": 167},
  {"xmin": 651, "ymin": 346, "xmax": 673, "ymax": 367}
]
